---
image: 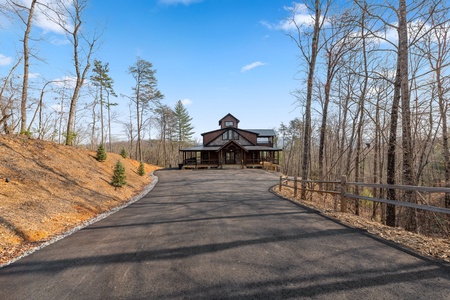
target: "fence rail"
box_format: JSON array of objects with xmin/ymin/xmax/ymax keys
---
[{"xmin": 279, "ymin": 175, "xmax": 450, "ymax": 215}]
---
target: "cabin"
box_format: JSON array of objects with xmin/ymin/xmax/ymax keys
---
[{"xmin": 180, "ymin": 113, "xmax": 282, "ymax": 169}]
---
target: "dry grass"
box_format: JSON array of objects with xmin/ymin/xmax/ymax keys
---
[
  {"xmin": 274, "ymin": 185, "xmax": 450, "ymax": 263},
  {"xmin": 0, "ymin": 135, "xmax": 160, "ymax": 265}
]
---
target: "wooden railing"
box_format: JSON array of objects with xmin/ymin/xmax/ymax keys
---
[{"xmin": 278, "ymin": 175, "xmax": 450, "ymax": 215}]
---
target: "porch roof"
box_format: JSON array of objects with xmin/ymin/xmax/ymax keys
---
[{"xmin": 180, "ymin": 145, "xmax": 282, "ymax": 152}]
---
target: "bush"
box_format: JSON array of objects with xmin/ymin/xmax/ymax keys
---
[
  {"xmin": 111, "ymin": 160, "xmax": 127, "ymax": 187},
  {"xmin": 137, "ymin": 161, "xmax": 145, "ymax": 176},
  {"xmin": 20, "ymin": 130, "xmax": 32, "ymax": 138},
  {"xmin": 120, "ymin": 147, "xmax": 127, "ymax": 159},
  {"xmin": 96, "ymin": 144, "xmax": 107, "ymax": 162}
]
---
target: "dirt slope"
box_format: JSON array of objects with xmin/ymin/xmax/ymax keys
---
[{"xmin": 0, "ymin": 135, "xmax": 159, "ymax": 265}]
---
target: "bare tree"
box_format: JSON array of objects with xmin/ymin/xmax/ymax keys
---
[
  {"xmin": 0, "ymin": 57, "xmax": 22, "ymax": 133},
  {"xmin": 423, "ymin": 7, "xmax": 450, "ymax": 209},
  {"xmin": 318, "ymin": 10, "xmax": 356, "ymax": 187},
  {"xmin": 42, "ymin": 0, "xmax": 100, "ymax": 145},
  {"xmin": 3, "ymin": 0, "xmax": 38, "ymax": 133},
  {"xmin": 286, "ymin": 0, "xmax": 331, "ymax": 198}
]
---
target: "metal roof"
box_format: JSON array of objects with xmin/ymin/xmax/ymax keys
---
[
  {"xmin": 245, "ymin": 129, "xmax": 276, "ymax": 136},
  {"xmin": 181, "ymin": 145, "xmax": 281, "ymax": 152}
]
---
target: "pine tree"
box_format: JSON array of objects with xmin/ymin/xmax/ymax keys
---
[
  {"xmin": 173, "ymin": 100, "xmax": 194, "ymax": 149},
  {"xmin": 91, "ymin": 60, "xmax": 117, "ymax": 149},
  {"xmin": 137, "ymin": 161, "xmax": 145, "ymax": 176},
  {"xmin": 96, "ymin": 144, "xmax": 107, "ymax": 162},
  {"xmin": 120, "ymin": 147, "xmax": 127, "ymax": 159},
  {"xmin": 111, "ymin": 160, "xmax": 127, "ymax": 187}
]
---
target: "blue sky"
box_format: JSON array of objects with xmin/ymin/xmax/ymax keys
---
[{"xmin": 0, "ymin": 0, "xmax": 308, "ymax": 141}]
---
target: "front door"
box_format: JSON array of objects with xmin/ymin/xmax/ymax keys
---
[{"xmin": 225, "ymin": 150, "xmax": 236, "ymax": 164}]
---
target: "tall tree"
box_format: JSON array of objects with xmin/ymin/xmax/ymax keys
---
[
  {"xmin": 128, "ymin": 58, "xmax": 164, "ymax": 161},
  {"xmin": 173, "ymin": 100, "xmax": 194, "ymax": 150},
  {"xmin": 423, "ymin": 7, "xmax": 450, "ymax": 209},
  {"xmin": 90, "ymin": 60, "xmax": 115, "ymax": 146},
  {"xmin": 353, "ymin": 2, "xmax": 370, "ymax": 216},
  {"xmin": 287, "ymin": 0, "xmax": 330, "ymax": 198},
  {"xmin": 4, "ymin": 0, "xmax": 38, "ymax": 133},
  {"xmin": 154, "ymin": 104, "xmax": 175, "ymax": 167},
  {"xmin": 43, "ymin": 0, "xmax": 100, "ymax": 145},
  {"xmin": 318, "ymin": 9, "xmax": 355, "ymax": 187}
]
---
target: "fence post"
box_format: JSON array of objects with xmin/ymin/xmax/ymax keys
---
[
  {"xmin": 279, "ymin": 176, "xmax": 282, "ymax": 191},
  {"xmin": 340, "ymin": 175, "xmax": 347, "ymax": 213},
  {"xmin": 294, "ymin": 176, "xmax": 298, "ymax": 198}
]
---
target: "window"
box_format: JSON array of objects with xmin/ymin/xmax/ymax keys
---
[
  {"xmin": 225, "ymin": 121, "xmax": 234, "ymax": 127},
  {"xmin": 257, "ymin": 137, "xmax": 270, "ymax": 144},
  {"xmin": 222, "ymin": 130, "xmax": 238, "ymax": 140}
]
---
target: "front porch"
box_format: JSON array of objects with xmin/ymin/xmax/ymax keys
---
[{"xmin": 180, "ymin": 150, "xmax": 280, "ymax": 170}]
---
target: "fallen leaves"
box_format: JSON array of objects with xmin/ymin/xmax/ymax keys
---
[
  {"xmin": 274, "ymin": 186, "xmax": 450, "ymax": 263},
  {"xmin": 0, "ymin": 135, "xmax": 160, "ymax": 266}
]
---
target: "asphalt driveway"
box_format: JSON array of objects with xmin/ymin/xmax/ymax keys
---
[{"xmin": 0, "ymin": 169, "xmax": 449, "ymax": 299}]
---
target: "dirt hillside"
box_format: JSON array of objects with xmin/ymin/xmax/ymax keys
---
[{"xmin": 0, "ymin": 135, "xmax": 159, "ymax": 265}]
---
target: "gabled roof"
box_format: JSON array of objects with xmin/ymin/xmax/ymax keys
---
[
  {"xmin": 201, "ymin": 127, "xmax": 269, "ymax": 137},
  {"xmin": 201, "ymin": 128, "xmax": 226, "ymax": 136},
  {"xmin": 203, "ymin": 127, "xmax": 256, "ymax": 146},
  {"xmin": 217, "ymin": 140, "xmax": 247, "ymax": 152},
  {"xmin": 218, "ymin": 113, "xmax": 240, "ymax": 124}
]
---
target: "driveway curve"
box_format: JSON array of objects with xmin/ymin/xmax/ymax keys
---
[{"xmin": 0, "ymin": 169, "xmax": 449, "ymax": 299}]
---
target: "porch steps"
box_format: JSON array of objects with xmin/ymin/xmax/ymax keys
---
[{"xmin": 221, "ymin": 164, "xmax": 244, "ymax": 170}]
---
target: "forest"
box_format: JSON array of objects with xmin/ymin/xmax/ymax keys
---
[
  {"xmin": 1, "ymin": 0, "xmax": 449, "ymax": 234},
  {"xmin": 279, "ymin": 0, "xmax": 450, "ymax": 235}
]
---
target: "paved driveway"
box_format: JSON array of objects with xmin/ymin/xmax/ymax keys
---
[{"xmin": 0, "ymin": 169, "xmax": 449, "ymax": 299}]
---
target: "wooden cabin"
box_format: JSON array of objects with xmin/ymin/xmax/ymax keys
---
[{"xmin": 180, "ymin": 113, "xmax": 282, "ymax": 169}]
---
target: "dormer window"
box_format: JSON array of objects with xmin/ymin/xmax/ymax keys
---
[{"xmin": 225, "ymin": 121, "xmax": 234, "ymax": 127}]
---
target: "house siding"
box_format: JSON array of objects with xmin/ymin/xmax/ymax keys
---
[{"xmin": 220, "ymin": 114, "xmax": 239, "ymax": 129}]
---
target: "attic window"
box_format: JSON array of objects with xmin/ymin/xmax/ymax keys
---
[{"xmin": 225, "ymin": 121, "xmax": 234, "ymax": 127}]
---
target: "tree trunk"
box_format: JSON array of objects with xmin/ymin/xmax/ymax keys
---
[
  {"xmin": 398, "ymin": 0, "xmax": 417, "ymax": 232},
  {"xmin": 386, "ymin": 62, "xmax": 401, "ymax": 227},
  {"xmin": 301, "ymin": 0, "xmax": 321, "ymax": 199},
  {"xmin": 20, "ymin": 0, "xmax": 37, "ymax": 133}
]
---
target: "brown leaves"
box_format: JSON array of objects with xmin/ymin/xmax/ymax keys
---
[{"xmin": 275, "ymin": 186, "xmax": 450, "ymax": 263}]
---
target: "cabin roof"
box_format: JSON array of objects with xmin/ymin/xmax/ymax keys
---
[
  {"xmin": 246, "ymin": 129, "xmax": 276, "ymax": 137},
  {"xmin": 180, "ymin": 145, "xmax": 282, "ymax": 152}
]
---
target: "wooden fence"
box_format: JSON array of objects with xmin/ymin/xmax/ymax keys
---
[{"xmin": 279, "ymin": 175, "xmax": 450, "ymax": 215}]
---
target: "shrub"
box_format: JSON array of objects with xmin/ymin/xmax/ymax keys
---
[
  {"xmin": 96, "ymin": 144, "xmax": 107, "ymax": 162},
  {"xmin": 137, "ymin": 161, "xmax": 145, "ymax": 176},
  {"xmin": 120, "ymin": 147, "xmax": 127, "ymax": 159},
  {"xmin": 20, "ymin": 130, "xmax": 32, "ymax": 138},
  {"xmin": 111, "ymin": 160, "xmax": 127, "ymax": 188}
]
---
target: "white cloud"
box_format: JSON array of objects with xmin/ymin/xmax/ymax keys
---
[
  {"xmin": 158, "ymin": 0, "xmax": 203, "ymax": 5},
  {"xmin": 0, "ymin": 54, "xmax": 13, "ymax": 66},
  {"xmin": 181, "ymin": 98, "xmax": 192, "ymax": 106},
  {"xmin": 29, "ymin": 72, "xmax": 40, "ymax": 79},
  {"xmin": 0, "ymin": 0, "xmax": 73, "ymax": 35},
  {"xmin": 50, "ymin": 37, "xmax": 70, "ymax": 46},
  {"xmin": 262, "ymin": 2, "xmax": 327, "ymax": 32},
  {"xmin": 35, "ymin": 0, "xmax": 74, "ymax": 34},
  {"xmin": 53, "ymin": 76, "xmax": 78, "ymax": 89},
  {"xmin": 241, "ymin": 61, "xmax": 266, "ymax": 73}
]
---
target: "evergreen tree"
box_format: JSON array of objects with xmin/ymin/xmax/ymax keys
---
[
  {"xmin": 111, "ymin": 160, "xmax": 127, "ymax": 187},
  {"xmin": 91, "ymin": 60, "xmax": 117, "ymax": 148},
  {"xmin": 173, "ymin": 100, "xmax": 194, "ymax": 149},
  {"xmin": 120, "ymin": 147, "xmax": 128, "ymax": 159},
  {"xmin": 96, "ymin": 144, "xmax": 107, "ymax": 162},
  {"xmin": 137, "ymin": 161, "xmax": 145, "ymax": 176}
]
